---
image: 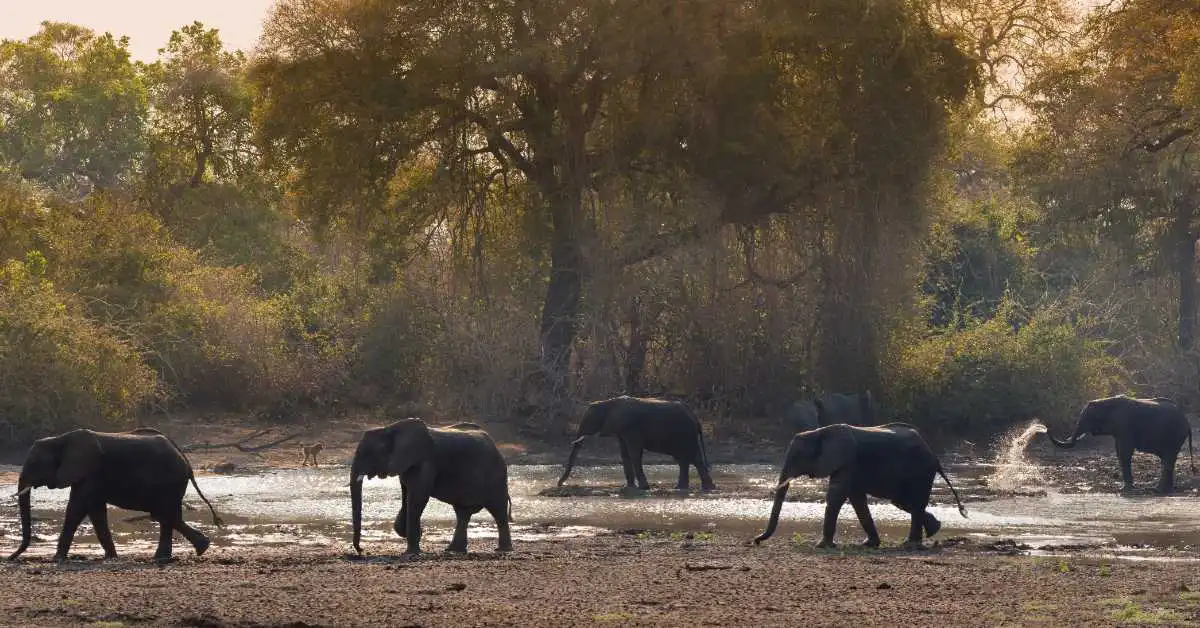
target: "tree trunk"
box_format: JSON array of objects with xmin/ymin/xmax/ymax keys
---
[
  {"xmin": 817, "ymin": 198, "xmax": 881, "ymax": 396},
  {"xmin": 537, "ymin": 185, "xmax": 585, "ymax": 430},
  {"xmin": 1173, "ymin": 193, "xmax": 1197, "ymax": 351},
  {"xmin": 624, "ymin": 296, "xmax": 647, "ymax": 396}
]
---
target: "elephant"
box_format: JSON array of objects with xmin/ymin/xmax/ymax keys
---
[
  {"xmin": 557, "ymin": 395, "xmax": 715, "ymax": 491},
  {"xmin": 753, "ymin": 423, "xmax": 967, "ymax": 549},
  {"xmin": 1048, "ymin": 395, "xmax": 1195, "ymax": 493},
  {"xmin": 349, "ymin": 419, "xmax": 512, "ymax": 556},
  {"xmin": 8, "ymin": 427, "xmax": 222, "ymax": 563},
  {"xmin": 784, "ymin": 391, "xmax": 875, "ymax": 433}
]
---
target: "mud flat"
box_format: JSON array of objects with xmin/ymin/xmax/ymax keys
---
[{"xmin": 2, "ymin": 535, "xmax": 1200, "ymax": 627}]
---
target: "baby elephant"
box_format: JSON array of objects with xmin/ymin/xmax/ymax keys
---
[
  {"xmin": 754, "ymin": 423, "xmax": 967, "ymax": 549},
  {"xmin": 9, "ymin": 428, "xmax": 222, "ymax": 563},
  {"xmin": 349, "ymin": 419, "xmax": 512, "ymax": 555}
]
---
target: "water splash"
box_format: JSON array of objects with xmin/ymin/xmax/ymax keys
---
[{"xmin": 987, "ymin": 420, "xmax": 1048, "ymax": 491}]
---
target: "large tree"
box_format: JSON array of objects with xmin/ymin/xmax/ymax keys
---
[
  {"xmin": 1021, "ymin": 0, "xmax": 1200, "ymax": 350},
  {"xmin": 253, "ymin": 0, "xmax": 974, "ymax": 422},
  {"xmin": 0, "ymin": 22, "xmax": 146, "ymax": 192}
]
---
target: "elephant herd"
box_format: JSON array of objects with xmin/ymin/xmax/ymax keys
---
[{"xmin": 4, "ymin": 393, "xmax": 1195, "ymax": 563}]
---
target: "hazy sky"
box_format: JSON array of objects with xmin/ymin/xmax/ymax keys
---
[{"xmin": 1, "ymin": 0, "xmax": 276, "ymax": 60}]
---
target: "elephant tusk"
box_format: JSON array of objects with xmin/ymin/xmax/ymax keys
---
[{"xmin": 571, "ymin": 437, "xmax": 586, "ymax": 446}]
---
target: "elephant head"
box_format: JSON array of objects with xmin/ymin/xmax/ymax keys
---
[
  {"xmin": 754, "ymin": 425, "xmax": 856, "ymax": 544},
  {"xmin": 349, "ymin": 419, "xmax": 435, "ymax": 555},
  {"xmin": 556, "ymin": 397, "xmax": 632, "ymax": 486},
  {"xmin": 10, "ymin": 430, "xmax": 103, "ymax": 560},
  {"xmin": 1048, "ymin": 396, "xmax": 1126, "ymax": 448}
]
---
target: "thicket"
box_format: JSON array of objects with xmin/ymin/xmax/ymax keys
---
[{"xmin": 3, "ymin": 1, "xmax": 1198, "ymax": 444}]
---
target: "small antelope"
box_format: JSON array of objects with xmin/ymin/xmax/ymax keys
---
[{"xmin": 300, "ymin": 442, "xmax": 324, "ymax": 467}]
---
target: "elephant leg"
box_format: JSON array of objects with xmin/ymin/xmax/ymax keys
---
[
  {"xmin": 818, "ymin": 485, "xmax": 849, "ymax": 549},
  {"xmin": 848, "ymin": 493, "xmax": 880, "ymax": 548},
  {"xmin": 675, "ymin": 458, "xmax": 690, "ymax": 491},
  {"xmin": 629, "ymin": 441, "xmax": 650, "ymax": 490},
  {"xmin": 404, "ymin": 489, "xmax": 430, "ymax": 555},
  {"xmin": 54, "ymin": 491, "xmax": 90, "ymax": 561},
  {"xmin": 1157, "ymin": 450, "xmax": 1179, "ymax": 494},
  {"xmin": 447, "ymin": 505, "xmax": 476, "ymax": 553},
  {"xmin": 89, "ymin": 505, "xmax": 118, "ymax": 559},
  {"xmin": 173, "ymin": 514, "xmax": 210, "ymax": 557},
  {"xmin": 486, "ymin": 500, "xmax": 513, "ymax": 553},
  {"xmin": 617, "ymin": 438, "xmax": 636, "ymax": 488},
  {"xmin": 1116, "ymin": 441, "xmax": 1135, "ymax": 492},
  {"xmin": 393, "ymin": 482, "xmax": 408, "ymax": 539},
  {"xmin": 154, "ymin": 517, "xmax": 176, "ymax": 562},
  {"xmin": 697, "ymin": 461, "xmax": 716, "ymax": 492}
]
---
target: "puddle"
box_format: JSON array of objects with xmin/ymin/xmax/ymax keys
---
[{"xmin": 3, "ymin": 459, "xmax": 1200, "ymax": 559}]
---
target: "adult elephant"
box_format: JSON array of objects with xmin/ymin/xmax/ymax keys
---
[
  {"xmin": 557, "ymin": 396, "xmax": 715, "ymax": 491},
  {"xmin": 349, "ymin": 419, "xmax": 512, "ymax": 556},
  {"xmin": 785, "ymin": 391, "xmax": 875, "ymax": 433},
  {"xmin": 8, "ymin": 427, "xmax": 222, "ymax": 563},
  {"xmin": 753, "ymin": 423, "xmax": 967, "ymax": 549},
  {"xmin": 1048, "ymin": 395, "xmax": 1195, "ymax": 493}
]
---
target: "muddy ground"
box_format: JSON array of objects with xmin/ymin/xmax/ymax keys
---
[{"xmin": 2, "ymin": 535, "xmax": 1200, "ymax": 627}]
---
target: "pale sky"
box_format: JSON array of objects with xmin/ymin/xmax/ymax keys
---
[{"xmin": 0, "ymin": 0, "xmax": 276, "ymax": 60}]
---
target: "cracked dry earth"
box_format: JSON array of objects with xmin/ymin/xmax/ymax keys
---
[{"xmin": 2, "ymin": 534, "xmax": 1200, "ymax": 627}]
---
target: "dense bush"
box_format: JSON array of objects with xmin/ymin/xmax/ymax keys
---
[
  {"xmin": 0, "ymin": 256, "xmax": 157, "ymax": 438},
  {"xmin": 885, "ymin": 301, "xmax": 1125, "ymax": 438}
]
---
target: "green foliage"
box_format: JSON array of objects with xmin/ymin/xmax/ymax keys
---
[
  {"xmin": 0, "ymin": 257, "xmax": 156, "ymax": 437},
  {"xmin": 886, "ymin": 300, "xmax": 1123, "ymax": 437},
  {"xmin": 0, "ymin": 22, "xmax": 146, "ymax": 190}
]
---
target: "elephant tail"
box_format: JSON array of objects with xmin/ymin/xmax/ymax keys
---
[
  {"xmin": 937, "ymin": 467, "xmax": 969, "ymax": 519},
  {"xmin": 134, "ymin": 427, "xmax": 225, "ymax": 528}
]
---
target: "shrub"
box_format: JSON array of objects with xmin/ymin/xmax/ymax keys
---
[
  {"xmin": 884, "ymin": 300, "xmax": 1125, "ymax": 439},
  {"xmin": 0, "ymin": 257, "xmax": 157, "ymax": 439}
]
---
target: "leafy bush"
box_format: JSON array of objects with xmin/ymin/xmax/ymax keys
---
[
  {"xmin": 885, "ymin": 300, "xmax": 1125, "ymax": 439},
  {"xmin": 0, "ymin": 256, "xmax": 157, "ymax": 438}
]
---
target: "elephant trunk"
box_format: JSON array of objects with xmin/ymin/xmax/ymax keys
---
[
  {"xmin": 350, "ymin": 469, "xmax": 364, "ymax": 555},
  {"xmin": 753, "ymin": 475, "xmax": 791, "ymax": 545},
  {"xmin": 9, "ymin": 479, "xmax": 32, "ymax": 560},
  {"xmin": 1048, "ymin": 421, "xmax": 1085, "ymax": 449},
  {"xmin": 556, "ymin": 437, "xmax": 586, "ymax": 487}
]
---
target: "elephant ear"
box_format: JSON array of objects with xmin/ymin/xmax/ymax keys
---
[
  {"xmin": 55, "ymin": 430, "xmax": 103, "ymax": 488},
  {"xmin": 812, "ymin": 425, "xmax": 856, "ymax": 478},
  {"xmin": 387, "ymin": 419, "xmax": 435, "ymax": 477}
]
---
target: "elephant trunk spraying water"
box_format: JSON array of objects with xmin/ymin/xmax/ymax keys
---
[{"xmin": 1048, "ymin": 395, "xmax": 1195, "ymax": 493}]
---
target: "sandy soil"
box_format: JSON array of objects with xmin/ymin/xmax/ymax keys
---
[{"xmin": 2, "ymin": 534, "xmax": 1199, "ymax": 627}]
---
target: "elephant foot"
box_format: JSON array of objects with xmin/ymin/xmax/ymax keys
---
[
  {"xmin": 154, "ymin": 554, "xmax": 177, "ymax": 565},
  {"xmin": 193, "ymin": 537, "xmax": 210, "ymax": 557},
  {"xmin": 701, "ymin": 483, "xmax": 717, "ymax": 493},
  {"xmin": 496, "ymin": 543, "xmax": 513, "ymax": 553},
  {"xmin": 901, "ymin": 540, "xmax": 927, "ymax": 551},
  {"xmin": 445, "ymin": 543, "xmax": 468, "ymax": 554},
  {"xmin": 1120, "ymin": 484, "xmax": 1136, "ymax": 494},
  {"xmin": 403, "ymin": 546, "xmax": 422, "ymax": 556},
  {"xmin": 861, "ymin": 537, "xmax": 881, "ymax": 548},
  {"xmin": 923, "ymin": 513, "xmax": 942, "ymax": 538},
  {"xmin": 816, "ymin": 539, "xmax": 838, "ymax": 549},
  {"xmin": 103, "ymin": 551, "xmax": 118, "ymax": 560},
  {"xmin": 52, "ymin": 553, "xmax": 69, "ymax": 564}
]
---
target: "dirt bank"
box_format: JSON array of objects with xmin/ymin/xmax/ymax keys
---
[{"xmin": 1, "ymin": 534, "xmax": 1198, "ymax": 627}]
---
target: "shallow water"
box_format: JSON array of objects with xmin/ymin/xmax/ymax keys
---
[{"xmin": 3, "ymin": 460, "xmax": 1200, "ymax": 559}]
